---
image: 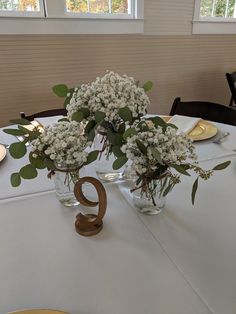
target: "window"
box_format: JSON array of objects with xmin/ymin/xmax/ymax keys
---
[
  {"xmin": 0, "ymin": 0, "xmax": 143, "ymax": 34},
  {"xmin": 66, "ymin": 0, "xmax": 132, "ymax": 16},
  {"xmin": 0, "ymin": 0, "xmax": 45, "ymax": 17},
  {"xmin": 200, "ymin": 0, "xmax": 236, "ymax": 18},
  {"xmin": 193, "ymin": 0, "xmax": 236, "ymax": 34}
]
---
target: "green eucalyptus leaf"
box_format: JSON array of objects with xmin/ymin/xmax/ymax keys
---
[
  {"xmin": 112, "ymin": 145, "xmax": 125, "ymax": 158},
  {"xmin": 85, "ymin": 120, "xmax": 95, "ymax": 134},
  {"xmin": 95, "ymin": 111, "xmax": 106, "ymax": 124},
  {"xmin": 113, "ymin": 156, "xmax": 128, "ymax": 170},
  {"xmin": 143, "ymin": 81, "xmax": 153, "ymax": 92},
  {"xmin": 118, "ymin": 107, "xmax": 132, "ymax": 122},
  {"xmin": 58, "ymin": 118, "xmax": 69, "ymax": 122},
  {"xmin": 191, "ymin": 177, "xmax": 199, "ymax": 205},
  {"xmin": 3, "ymin": 128, "xmax": 28, "ymax": 136},
  {"xmin": 64, "ymin": 97, "xmax": 71, "ymax": 108},
  {"xmin": 18, "ymin": 125, "xmax": 32, "ymax": 134},
  {"xmin": 213, "ymin": 160, "xmax": 231, "ymax": 171},
  {"xmin": 167, "ymin": 123, "xmax": 178, "ymax": 130},
  {"xmin": 113, "ymin": 134, "xmax": 124, "ymax": 145},
  {"xmin": 52, "ymin": 84, "xmax": 69, "ymax": 98},
  {"xmin": 9, "ymin": 118, "xmax": 31, "ymax": 125},
  {"xmin": 80, "ymin": 107, "xmax": 90, "ymax": 119},
  {"xmin": 107, "ymin": 130, "xmax": 116, "ymax": 144},
  {"xmin": 163, "ymin": 183, "xmax": 172, "ymax": 197},
  {"xmin": 136, "ymin": 139, "xmax": 147, "ymax": 155},
  {"xmin": 9, "ymin": 142, "xmax": 27, "ymax": 159},
  {"xmin": 88, "ymin": 128, "xmax": 95, "ymax": 141},
  {"xmin": 29, "ymin": 153, "xmax": 46, "ymax": 170},
  {"xmin": 19, "ymin": 164, "xmax": 38, "ymax": 180},
  {"xmin": 150, "ymin": 147, "xmax": 164, "ymax": 165},
  {"xmin": 85, "ymin": 150, "xmax": 99, "ymax": 165},
  {"xmin": 137, "ymin": 121, "xmax": 150, "ymax": 132},
  {"xmin": 44, "ymin": 159, "xmax": 57, "ymax": 171},
  {"xmin": 123, "ymin": 128, "xmax": 137, "ymax": 140},
  {"xmin": 171, "ymin": 164, "xmax": 190, "ymax": 176},
  {"xmin": 72, "ymin": 111, "xmax": 84, "ymax": 122},
  {"xmin": 11, "ymin": 173, "xmax": 21, "ymax": 187},
  {"xmin": 148, "ymin": 116, "xmax": 167, "ymax": 129},
  {"xmin": 63, "ymin": 88, "xmax": 74, "ymax": 108},
  {"xmin": 118, "ymin": 122, "xmax": 126, "ymax": 134}
]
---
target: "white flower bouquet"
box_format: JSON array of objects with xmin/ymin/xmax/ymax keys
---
[
  {"xmin": 4, "ymin": 120, "xmax": 98, "ymax": 187},
  {"xmin": 66, "ymin": 71, "xmax": 150, "ymax": 125},
  {"xmin": 53, "ymin": 71, "xmax": 153, "ymax": 161},
  {"xmin": 113, "ymin": 117, "xmax": 230, "ymax": 205}
]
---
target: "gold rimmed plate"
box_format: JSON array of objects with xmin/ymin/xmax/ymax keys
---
[
  {"xmin": 8, "ymin": 310, "xmax": 69, "ymax": 314},
  {"xmin": 162, "ymin": 116, "xmax": 218, "ymax": 141},
  {"xmin": 0, "ymin": 144, "xmax": 7, "ymax": 162}
]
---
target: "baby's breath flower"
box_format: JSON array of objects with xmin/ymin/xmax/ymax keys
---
[
  {"xmin": 31, "ymin": 121, "xmax": 89, "ymax": 167},
  {"xmin": 67, "ymin": 71, "xmax": 150, "ymax": 124}
]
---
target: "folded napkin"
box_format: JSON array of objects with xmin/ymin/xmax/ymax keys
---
[
  {"xmin": 168, "ymin": 115, "xmax": 201, "ymax": 134},
  {"xmin": 35, "ymin": 115, "xmax": 64, "ymax": 128}
]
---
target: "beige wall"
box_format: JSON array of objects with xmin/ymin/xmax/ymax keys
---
[{"xmin": 0, "ymin": 0, "xmax": 236, "ymax": 126}]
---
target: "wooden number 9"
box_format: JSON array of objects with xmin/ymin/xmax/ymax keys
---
[{"xmin": 74, "ymin": 176, "xmax": 107, "ymax": 236}]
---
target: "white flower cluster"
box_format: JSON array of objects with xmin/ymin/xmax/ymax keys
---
[
  {"xmin": 121, "ymin": 125, "xmax": 197, "ymax": 175},
  {"xmin": 67, "ymin": 71, "xmax": 150, "ymax": 123},
  {"xmin": 31, "ymin": 121, "xmax": 89, "ymax": 166}
]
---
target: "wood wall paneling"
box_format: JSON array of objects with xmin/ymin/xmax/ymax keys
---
[{"xmin": 0, "ymin": 35, "xmax": 236, "ymax": 126}]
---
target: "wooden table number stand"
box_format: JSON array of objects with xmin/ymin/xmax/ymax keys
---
[{"xmin": 74, "ymin": 177, "xmax": 107, "ymax": 236}]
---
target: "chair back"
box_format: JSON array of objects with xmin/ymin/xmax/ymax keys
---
[
  {"xmin": 170, "ymin": 97, "xmax": 236, "ymax": 126},
  {"xmin": 226, "ymin": 72, "xmax": 236, "ymax": 106},
  {"xmin": 21, "ymin": 108, "xmax": 67, "ymax": 122}
]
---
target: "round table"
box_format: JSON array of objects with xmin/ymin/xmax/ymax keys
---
[{"xmin": 0, "ymin": 120, "xmax": 236, "ymax": 314}]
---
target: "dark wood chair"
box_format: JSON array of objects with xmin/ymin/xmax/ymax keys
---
[
  {"xmin": 170, "ymin": 97, "xmax": 236, "ymax": 126},
  {"xmin": 226, "ymin": 72, "xmax": 236, "ymax": 107},
  {"xmin": 20, "ymin": 108, "xmax": 67, "ymax": 121}
]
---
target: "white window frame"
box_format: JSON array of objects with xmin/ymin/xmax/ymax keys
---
[
  {"xmin": 65, "ymin": 0, "xmax": 134, "ymax": 19},
  {"xmin": 0, "ymin": 0, "xmax": 45, "ymax": 17},
  {"xmin": 0, "ymin": 0, "xmax": 144, "ymax": 34},
  {"xmin": 193, "ymin": 0, "xmax": 236, "ymax": 34}
]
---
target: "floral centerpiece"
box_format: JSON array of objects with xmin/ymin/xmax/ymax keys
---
[
  {"xmin": 4, "ymin": 71, "xmax": 230, "ymax": 212},
  {"xmin": 53, "ymin": 71, "xmax": 153, "ymax": 181},
  {"xmin": 5, "ymin": 120, "xmax": 98, "ymax": 206},
  {"xmin": 113, "ymin": 117, "xmax": 230, "ymax": 214}
]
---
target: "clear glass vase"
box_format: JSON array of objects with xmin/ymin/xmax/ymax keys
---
[
  {"xmin": 133, "ymin": 179, "xmax": 166, "ymax": 215},
  {"xmin": 93, "ymin": 133, "xmax": 124, "ymax": 182},
  {"xmin": 53, "ymin": 163, "xmax": 84, "ymax": 207}
]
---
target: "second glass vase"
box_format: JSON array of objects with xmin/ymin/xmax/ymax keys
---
[
  {"xmin": 133, "ymin": 179, "xmax": 166, "ymax": 215},
  {"xmin": 93, "ymin": 134, "xmax": 124, "ymax": 182},
  {"xmin": 53, "ymin": 163, "xmax": 85, "ymax": 207}
]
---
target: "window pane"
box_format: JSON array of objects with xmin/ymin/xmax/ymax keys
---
[
  {"xmin": 89, "ymin": 0, "xmax": 109, "ymax": 13},
  {"xmin": 227, "ymin": 0, "xmax": 235, "ymax": 17},
  {"xmin": 200, "ymin": 0, "xmax": 236, "ymax": 17},
  {"xmin": 112, "ymin": 0, "xmax": 128, "ymax": 13},
  {"xmin": 200, "ymin": 0, "xmax": 213, "ymax": 16},
  {"xmin": 215, "ymin": 0, "xmax": 226, "ymax": 17},
  {"xmin": 66, "ymin": 0, "xmax": 130, "ymax": 14},
  {"xmin": 66, "ymin": 0, "xmax": 88, "ymax": 13},
  {"xmin": 0, "ymin": 0, "xmax": 40, "ymax": 11}
]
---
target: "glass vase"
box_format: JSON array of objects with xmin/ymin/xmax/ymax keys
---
[
  {"xmin": 53, "ymin": 163, "xmax": 84, "ymax": 207},
  {"xmin": 93, "ymin": 133, "xmax": 124, "ymax": 182},
  {"xmin": 133, "ymin": 179, "xmax": 166, "ymax": 215}
]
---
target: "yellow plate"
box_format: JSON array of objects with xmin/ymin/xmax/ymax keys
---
[
  {"xmin": 162, "ymin": 116, "xmax": 218, "ymax": 141},
  {"xmin": 0, "ymin": 144, "xmax": 7, "ymax": 162},
  {"xmin": 8, "ymin": 310, "xmax": 69, "ymax": 314}
]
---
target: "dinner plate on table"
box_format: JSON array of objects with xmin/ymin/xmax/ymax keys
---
[
  {"xmin": 0, "ymin": 144, "xmax": 7, "ymax": 162},
  {"xmin": 162, "ymin": 116, "xmax": 218, "ymax": 141}
]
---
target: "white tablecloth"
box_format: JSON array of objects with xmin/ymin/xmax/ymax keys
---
[{"xmin": 0, "ymin": 120, "xmax": 236, "ymax": 314}]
